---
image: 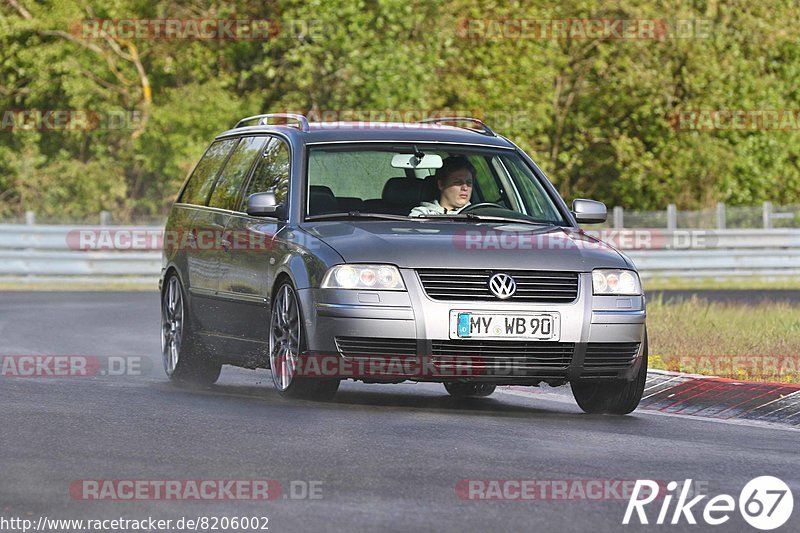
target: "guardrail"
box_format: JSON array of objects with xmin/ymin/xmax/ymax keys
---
[
  {"xmin": 0, "ymin": 224, "xmax": 162, "ymax": 286},
  {"xmin": 1, "ymin": 224, "xmax": 798, "ymax": 285},
  {"xmin": 606, "ymin": 202, "xmax": 800, "ymax": 230}
]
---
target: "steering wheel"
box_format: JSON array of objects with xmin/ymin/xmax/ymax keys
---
[{"xmin": 460, "ymin": 202, "xmax": 504, "ymax": 213}]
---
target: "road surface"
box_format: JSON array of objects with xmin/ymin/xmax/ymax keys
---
[{"xmin": 1, "ymin": 292, "xmax": 797, "ymax": 532}]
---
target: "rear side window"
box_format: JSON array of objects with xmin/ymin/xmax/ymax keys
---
[
  {"xmin": 244, "ymin": 137, "xmax": 290, "ymax": 205},
  {"xmin": 180, "ymin": 139, "xmax": 237, "ymax": 205},
  {"xmin": 208, "ymin": 136, "xmax": 267, "ymax": 211},
  {"xmin": 308, "ymin": 150, "xmax": 393, "ymax": 199}
]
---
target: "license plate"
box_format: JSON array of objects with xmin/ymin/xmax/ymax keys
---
[{"xmin": 449, "ymin": 311, "xmax": 560, "ymax": 341}]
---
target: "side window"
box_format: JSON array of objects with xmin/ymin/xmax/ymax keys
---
[
  {"xmin": 470, "ymin": 155, "xmax": 501, "ymax": 203},
  {"xmin": 208, "ymin": 136, "xmax": 267, "ymax": 211},
  {"xmin": 503, "ymin": 155, "xmax": 561, "ymax": 221},
  {"xmin": 244, "ymin": 137, "xmax": 290, "ymax": 205},
  {"xmin": 180, "ymin": 139, "xmax": 237, "ymax": 205},
  {"xmin": 308, "ymin": 150, "xmax": 393, "ymax": 199}
]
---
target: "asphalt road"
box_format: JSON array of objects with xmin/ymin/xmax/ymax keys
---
[{"xmin": 1, "ymin": 292, "xmax": 798, "ymax": 533}]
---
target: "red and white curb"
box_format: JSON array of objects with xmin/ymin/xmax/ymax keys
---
[
  {"xmin": 638, "ymin": 370, "xmax": 800, "ymax": 426},
  {"xmin": 499, "ymin": 370, "xmax": 800, "ymax": 426}
]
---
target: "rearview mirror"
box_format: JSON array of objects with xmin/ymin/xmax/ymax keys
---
[
  {"xmin": 246, "ymin": 192, "xmax": 285, "ymax": 219},
  {"xmin": 391, "ymin": 153, "xmax": 443, "ymax": 169},
  {"xmin": 572, "ymin": 199, "xmax": 607, "ymax": 224}
]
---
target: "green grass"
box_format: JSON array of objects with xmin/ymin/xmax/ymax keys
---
[
  {"xmin": 642, "ymin": 276, "xmax": 800, "ymax": 291},
  {"xmin": 647, "ymin": 296, "xmax": 800, "ymax": 383},
  {"xmin": 0, "ymin": 281, "xmax": 157, "ymax": 291}
]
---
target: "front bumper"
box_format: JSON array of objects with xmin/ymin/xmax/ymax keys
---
[{"xmin": 298, "ymin": 271, "xmax": 646, "ymax": 384}]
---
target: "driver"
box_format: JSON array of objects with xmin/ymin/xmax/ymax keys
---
[{"xmin": 409, "ymin": 156, "xmax": 475, "ymax": 216}]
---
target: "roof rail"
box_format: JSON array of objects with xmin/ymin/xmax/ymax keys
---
[
  {"xmin": 234, "ymin": 113, "xmax": 310, "ymax": 132},
  {"xmin": 417, "ymin": 117, "xmax": 495, "ymax": 136}
]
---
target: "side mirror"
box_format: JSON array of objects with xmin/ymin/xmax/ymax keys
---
[
  {"xmin": 246, "ymin": 192, "xmax": 286, "ymax": 219},
  {"xmin": 572, "ymin": 199, "xmax": 607, "ymax": 224}
]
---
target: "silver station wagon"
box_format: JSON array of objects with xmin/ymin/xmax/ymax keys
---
[{"xmin": 160, "ymin": 114, "xmax": 648, "ymax": 414}]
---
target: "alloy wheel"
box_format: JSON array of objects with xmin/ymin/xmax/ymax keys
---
[
  {"xmin": 161, "ymin": 276, "xmax": 183, "ymax": 376},
  {"xmin": 269, "ymin": 284, "xmax": 301, "ymax": 391}
]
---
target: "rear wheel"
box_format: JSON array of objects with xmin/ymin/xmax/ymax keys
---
[
  {"xmin": 444, "ymin": 381, "xmax": 497, "ymax": 398},
  {"xmin": 161, "ymin": 274, "xmax": 222, "ymax": 385},
  {"xmin": 571, "ymin": 334, "xmax": 648, "ymax": 415},
  {"xmin": 269, "ymin": 281, "xmax": 339, "ymax": 400}
]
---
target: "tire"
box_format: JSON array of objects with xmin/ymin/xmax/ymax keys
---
[
  {"xmin": 444, "ymin": 381, "xmax": 497, "ymax": 398},
  {"xmin": 161, "ymin": 274, "xmax": 222, "ymax": 386},
  {"xmin": 269, "ymin": 281, "xmax": 340, "ymax": 401},
  {"xmin": 571, "ymin": 333, "xmax": 648, "ymax": 415}
]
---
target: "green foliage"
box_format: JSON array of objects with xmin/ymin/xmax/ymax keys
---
[{"xmin": 1, "ymin": 0, "xmax": 799, "ymax": 221}]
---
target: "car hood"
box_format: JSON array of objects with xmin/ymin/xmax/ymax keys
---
[{"xmin": 303, "ymin": 220, "xmax": 629, "ymax": 270}]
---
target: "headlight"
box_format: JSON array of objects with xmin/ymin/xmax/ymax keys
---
[
  {"xmin": 592, "ymin": 269, "xmax": 641, "ymax": 295},
  {"xmin": 321, "ymin": 264, "xmax": 406, "ymax": 290}
]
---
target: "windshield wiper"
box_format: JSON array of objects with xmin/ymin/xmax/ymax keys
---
[
  {"xmin": 472, "ymin": 215, "xmax": 556, "ymax": 226},
  {"xmin": 305, "ymin": 211, "xmax": 410, "ymax": 221},
  {"xmin": 414, "ymin": 213, "xmax": 482, "ymax": 222},
  {"xmin": 306, "ymin": 211, "xmax": 558, "ymax": 226},
  {"xmin": 415, "ymin": 214, "xmax": 556, "ymax": 227}
]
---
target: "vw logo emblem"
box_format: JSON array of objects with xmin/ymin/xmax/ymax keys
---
[{"xmin": 488, "ymin": 273, "xmax": 516, "ymax": 299}]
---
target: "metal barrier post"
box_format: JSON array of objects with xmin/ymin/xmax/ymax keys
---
[
  {"xmin": 716, "ymin": 202, "xmax": 726, "ymax": 230},
  {"xmin": 667, "ymin": 204, "xmax": 677, "ymax": 230},
  {"xmin": 613, "ymin": 206, "xmax": 624, "ymax": 228},
  {"xmin": 763, "ymin": 201, "xmax": 772, "ymax": 229}
]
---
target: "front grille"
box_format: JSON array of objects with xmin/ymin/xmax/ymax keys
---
[
  {"xmin": 335, "ymin": 337, "xmax": 416, "ymax": 358},
  {"xmin": 431, "ymin": 340, "xmax": 574, "ymax": 376},
  {"xmin": 583, "ymin": 343, "xmax": 640, "ymax": 373},
  {"xmin": 335, "ymin": 337, "xmax": 574, "ymax": 378},
  {"xmin": 416, "ymin": 269, "xmax": 579, "ymax": 303}
]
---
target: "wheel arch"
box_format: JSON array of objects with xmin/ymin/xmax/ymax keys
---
[{"xmin": 161, "ymin": 264, "xmax": 184, "ymax": 295}]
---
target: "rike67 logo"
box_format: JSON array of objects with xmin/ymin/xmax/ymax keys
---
[{"xmin": 624, "ymin": 477, "xmax": 794, "ymax": 530}]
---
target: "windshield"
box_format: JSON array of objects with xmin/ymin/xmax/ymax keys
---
[{"xmin": 305, "ymin": 144, "xmax": 568, "ymax": 224}]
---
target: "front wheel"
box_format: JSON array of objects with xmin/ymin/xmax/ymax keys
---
[
  {"xmin": 571, "ymin": 334, "xmax": 648, "ymax": 415},
  {"xmin": 444, "ymin": 381, "xmax": 497, "ymax": 398},
  {"xmin": 269, "ymin": 281, "xmax": 339, "ymax": 400}
]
